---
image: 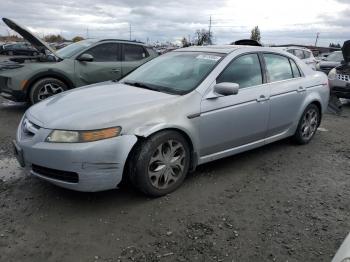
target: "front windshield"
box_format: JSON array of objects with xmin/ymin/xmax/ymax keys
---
[
  {"xmin": 56, "ymin": 40, "xmax": 97, "ymax": 58},
  {"xmin": 121, "ymin": 51, "xmax": 224, "ymax": 94},
  {"xmin": 325, "ymin": 51, "xmax": 343, "ymax": 62}
]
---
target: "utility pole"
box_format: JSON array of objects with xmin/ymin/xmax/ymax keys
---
[
  {"xmin": 129, "ymin": 23, "xmax": 132, "ymax": 41},
  {"xmin": 86, "ymin": 28, "xmax": 89, "ymax": 39},
  {"xmin": 208, "ymin": 15, "xmax": 212, "ymax": 45},
  {"xmin": 314, "ymin": 32, "xmax": 319, "ymax": 47}
]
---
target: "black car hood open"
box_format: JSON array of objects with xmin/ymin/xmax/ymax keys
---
[
  {"xmin": 2, "ymin": 18, "xmax": 61, "ymax": 59},
  {"xmin": 342, "ymin": 40, "xmax": 350, "ymax": 64}
]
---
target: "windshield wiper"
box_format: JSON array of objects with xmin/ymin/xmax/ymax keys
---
[{"xmin": 123, "ymin": 81, "xmax": 159, "ymax": 92}]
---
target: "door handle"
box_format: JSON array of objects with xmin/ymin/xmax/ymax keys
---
[
  {"xmin": 297, "ymin": 86, "xmax": 306, "ymax": 93},
  {"xmin": 256, "ymin": 95, "xmax": 269, "ymax": 102},
  {"xmin": 111, "ymin": 69, "xmax": 121, "ymax": 73}
]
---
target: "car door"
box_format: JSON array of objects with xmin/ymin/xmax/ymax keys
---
[
  {"xmin": 199, "ymin": 53, "xmax": 270, "ymax": 157},
  {"xmin": 262, "ymin": 53, "xmax": 306, "ymax": 137},
  {"xmin": 121, "ymin": 44, "xmax": 151, "ymax": 76},
  {"xmin": 75, "ymin": 43, "xmax": 122, "ymax": 85}
]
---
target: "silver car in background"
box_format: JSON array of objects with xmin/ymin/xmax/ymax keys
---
[
  {"xmin": 13, "ymin": 45, "xmax": 329, "ymax": 196},
  {"xmin": 277, "ymin": 46, "xmax": 317, "ymax": 70}
]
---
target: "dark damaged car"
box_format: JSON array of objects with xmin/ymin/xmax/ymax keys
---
[
  {"xmin": 0, "ymin": 18, "xmax": 158, "ymax": 104},
  {"xmin": 328, "ymin": 41, "xmax": 350, "ymax": 99}
]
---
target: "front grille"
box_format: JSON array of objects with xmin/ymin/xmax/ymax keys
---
[
  {"xmin": 337, "ymin": 74, "xmax": 350, "ymax": 82},
  {"xmin": 21, "ymin": 118, "xmax": 40, "ymax": 137},
  {"xmin": 32, "ymin": 164, "xmax": 79, "ymax": 183}
]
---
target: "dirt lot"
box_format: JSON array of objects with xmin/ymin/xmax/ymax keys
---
[{"xmin": 0, "ymin": 94, "xmax": 349, "ymax": 262}]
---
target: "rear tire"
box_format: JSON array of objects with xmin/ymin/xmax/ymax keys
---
[
  {"xmin": 293, "ymin": 104, "xmax": 320, "ymax": 144},
  {"xmin": 29, "ymin": 77, "xmax": 68, "ymax": 104},
  {"xmin": 7, "ymin": 51, "xmax": 13, "ymax": 56},
  {"xmin": 128, "ymin": 131, "xmax": 191, "ymax": 197}
]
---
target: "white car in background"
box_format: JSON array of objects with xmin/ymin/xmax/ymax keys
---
[{"xmin": 277, "ymin": 46, "xmax": 317, "ymax": 70}]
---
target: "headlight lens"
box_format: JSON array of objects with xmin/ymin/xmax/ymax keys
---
[
  {"xmin": 328, "ymin": 68, "xmax": 337, "ymax": 80},
  {"xmin": 46, "ymin": 127, "xmax": 121, "ymax": 143},
  {"xmin": 315, "ymin": 63, "xmax": 320, "ymax": 70}
]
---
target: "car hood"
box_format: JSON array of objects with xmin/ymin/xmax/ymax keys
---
[
  {"xmin": 2, "ymin": 18, "xmax": 60, "ymax": 59},
  {"xmin": 26, "ymin": 82, "xmax": 178, "ymax": 130},
  {"xmin": 335, "ymin": 64, "xmax": 350, "ymax": 75},
  {"xmin": 319, "ymin": 61, "xmax": 341, "ymax": 68}
]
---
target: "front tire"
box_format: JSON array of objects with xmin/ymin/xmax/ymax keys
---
[
  {"xmin": 293, "ymin": 104, "xmax": 320, "ymax": 144},
  {"xmin": 29, "ymin": 77, "xmax": 68, "ymax": 104},
  {"xmin": 129, "ymin": 131, "xmax": 191, "ymax": 197}
]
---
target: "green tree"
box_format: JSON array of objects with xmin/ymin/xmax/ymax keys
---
[
  {"xmin": 72, "ymin": 36, "xmax": 85, "ymax": 42},
  {"xmin": 181, "ymin": 37, "xmax": 190, "ymax": 47},
  {"xmin": 44, "ymin": 34, "xmax": 65, "ymax": 43},
  {"xmin": 250, "ymin": 26, "xmax": 261, "ymax": 42},
  {"xmin": 329, "ymin": 43, "xmax": 341, "ymax": 48}
]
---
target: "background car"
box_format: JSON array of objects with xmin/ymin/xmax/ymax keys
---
[
  {"xmin": 316, "ymin": 51, "xmax": 344, "ymax": 74},
  {"xmin": 13, "ymin": 45, "xmax": 329, "ymax": 196},
  {"xmin": 0, "ymin": 42, "xmax": 38, "ymax": 56},
  {"xmin": 0, "ymin": 18, "xmax": 158, "ymax": 104},
  {"xmin": 328, "ymin": 41, "xmax": 350, "ymax": 99},
  {"xmin": 278, "ymin": 46, "xmax": 317, "ymax": 70}
]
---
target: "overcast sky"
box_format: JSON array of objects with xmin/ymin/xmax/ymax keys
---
[{"xmin": 0, "ymin": 0, "xmax": 349, "ymax": 46}]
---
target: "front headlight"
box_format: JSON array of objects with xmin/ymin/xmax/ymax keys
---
[
  {"xmin": 328, "ymin": 68, "xmax": 337, "ymax": 80},
  {"xmin": 46, "ymin": 127, "xmax": 122, "ymax": 143},
  {"xmin": 315, "ymin": 63, "xmax": 320, "ymax": 70}
]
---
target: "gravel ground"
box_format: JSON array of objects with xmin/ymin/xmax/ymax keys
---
[{"xmin": 0, "ymin": 95, "xmax": 349, "ymax": 262}]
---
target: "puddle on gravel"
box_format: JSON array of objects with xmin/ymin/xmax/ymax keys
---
[{"xmin": 0, "ymin": 157, "xmax": 25, "ymax": 182}]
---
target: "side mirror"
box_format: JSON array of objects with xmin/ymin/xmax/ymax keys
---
[
  {"xmin": 77, "ymin": 53, "xmax": 94, "ymax": 62},
  {"xmin": 214, "ymin": 82, "xmax": 239, "ymax": 96}
]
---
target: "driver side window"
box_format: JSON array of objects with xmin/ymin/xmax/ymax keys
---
[
  {"xmin": 216, "ymin": 53, "xmax": 263, "ymax": 89},
  {"xmin": 83, "ymin": 43, "xmax": 119, "ymax": 62}
]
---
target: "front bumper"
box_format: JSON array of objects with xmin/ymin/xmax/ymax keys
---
[
  {"xmin": 15, "ymin": 117, "xmax": 137, "ymax": 192},
  {"xmin": 330, "ymin": 78, "xmax": 350, "ymax": 99},
  {"xmin": 0, "ymin": 76, "xmax": 27, "ymax": 102}
]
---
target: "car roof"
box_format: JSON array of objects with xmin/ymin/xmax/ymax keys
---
[
  {"xmin": 95, "ymin": 39, "xmax": 146, "ymax": 45},
  {"xmin": 175, "ymin": 45, "xmax": 286, "ymax": 54}
]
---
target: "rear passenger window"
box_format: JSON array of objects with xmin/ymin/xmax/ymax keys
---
[
  {"xmin": 124, "ymin": 44, "xmax": 147, "ymax": 61},
  {"xmin": 293, "ymin": 49, "xmax": 305, "ymax": 59},
  {"xmin": 290, "ymin": 59, "xmax": 301, "ymax": 78},
  {"xmin": 216, "ymin": 54, "xmax": 262, "ymax": 88},
  {"xmin": 263, "ymin": 54, "xmax": 293, "ymax": 82}
]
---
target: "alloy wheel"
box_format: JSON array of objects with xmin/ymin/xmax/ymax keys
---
[
  {"xmin": 301, "ymin": 108, "xmax": 318, "ymax": 140},
  {"xmin": 37, "ymin": 83, "xmax": 65, "ymax": 101},
  {"xmin": 148, "ymin": 139, "xmax": 186, "ymax": 190}
]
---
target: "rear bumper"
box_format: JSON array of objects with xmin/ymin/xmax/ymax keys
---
[{"xmin": 14, "ymin": 117, "xmax": 138, "ymax": 192}]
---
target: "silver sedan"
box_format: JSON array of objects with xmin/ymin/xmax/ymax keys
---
[{"xmin": 14, "ymin": 45, "xmax": 330, "ymax": 196}]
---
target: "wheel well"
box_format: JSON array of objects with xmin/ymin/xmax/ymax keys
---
[
  {"xmin": 311, "ymin": 100, "xmax": 322, "ymax": 113},
  {"xmin": 310, "ymin": 100, "xmax": 322, "ymax": 126},
  {"xmin": 122, "ymin": 128, "xmax": 197, "ymax": 183},
  {"xmin": 25, "ymin": 74, "xmax": 74, "ymax": 99}
]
